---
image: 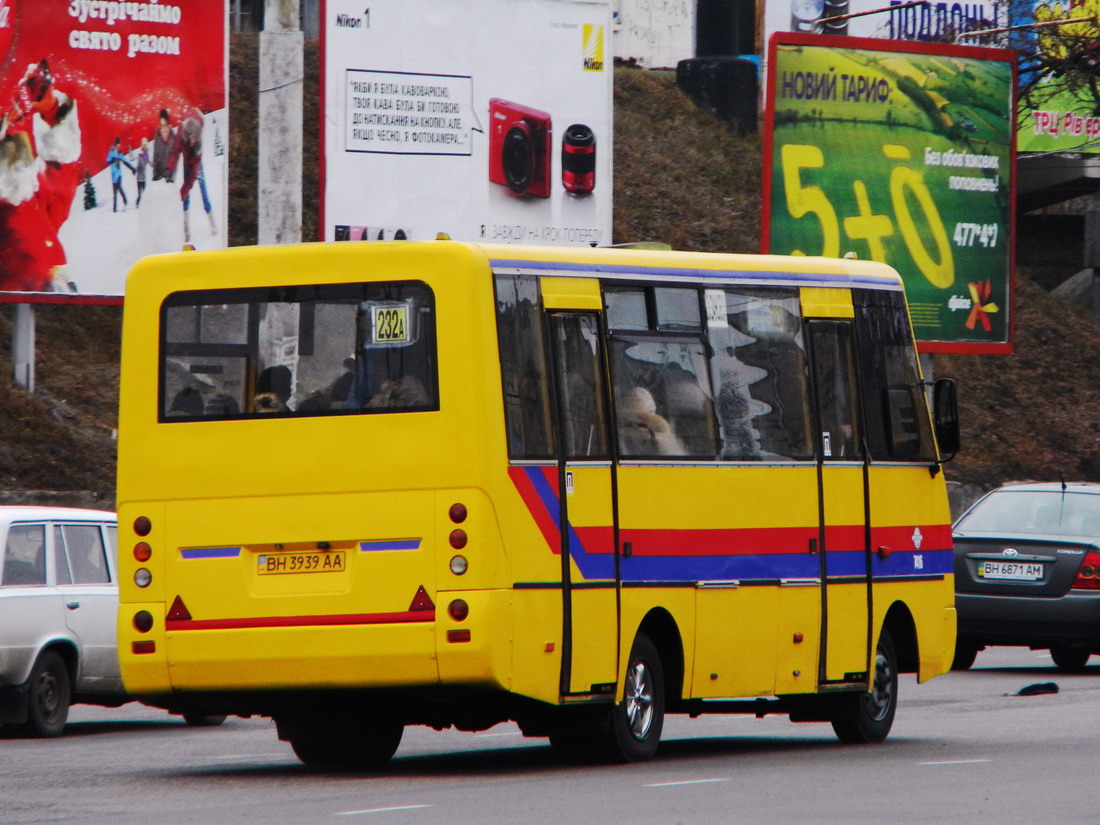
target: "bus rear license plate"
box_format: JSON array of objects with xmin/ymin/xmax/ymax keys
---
[
  {"xmin": 977, "ymin": 561, "xmax": 1043, "ymax": 581},
  {"xmin": 257, "ymin": 551, "xmax": 347, "ymax": 575}
]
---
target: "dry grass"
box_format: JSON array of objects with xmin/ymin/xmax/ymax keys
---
[{"xmin": 0, "ymin": 41, "xmax": 1096, "ymax": 503}]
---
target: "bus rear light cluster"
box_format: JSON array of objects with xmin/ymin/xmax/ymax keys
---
[
  {"xmin": 447, "ymin": 599, "xmax": 469, "ymax": 622},
  {"xmin": 1072, "ymin": 551, "xmax": 1100, "ymax": 589},
  {"xmin": 134, "ymin": 542, "xmax": 152, "ymax": 562},
  {"xmin": 447, "ymin": 503, "xmax": 469, "ymax": 574},
  {"xmin": 134, "ymin": 516, "xmax": 152, "ymax": 536}
]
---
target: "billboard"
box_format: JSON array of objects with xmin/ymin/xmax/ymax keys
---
[
  {"xmin": 1014, "ymin": 1, "xmax": 1100, "ymax": 153},
  {"xmin": 763, "ymin": 34, "xmax": 1015, "ymax": 353},
  {"xmin": 762, "ymin": 0, "xmax": 1006, "ymax": 44},
  {"xmin": 322, "ymin": 0, "xmax": 612, "ymax": 247},
  {"xmin": 0, "ymin": 0, "xmax": 227, "ymax": 301}
]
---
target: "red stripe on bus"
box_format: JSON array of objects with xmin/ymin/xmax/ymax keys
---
[{"xmin": 165, "ymin": 610, "xmax": 434, "ymax": 631}]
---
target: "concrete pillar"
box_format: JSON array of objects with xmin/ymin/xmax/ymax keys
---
[
  {"xmin": 258, "ymin": 0, "xmax": 303, "ymax": 245},
  {"xmin": 12, "ymin": 304, "xmax": 35, "ymax": 392}
]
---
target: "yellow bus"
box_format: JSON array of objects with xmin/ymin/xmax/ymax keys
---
[{"xmin": 116, "ymin": 240, "xmax": 960, "ymax": 766}]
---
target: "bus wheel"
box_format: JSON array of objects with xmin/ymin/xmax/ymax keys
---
[
  {"xmin": 831, "ymin": 628, "xmax": 897, "ymax": 744},
  {"xmin": 182, "ymin": 712, "xmax": 227, "ymax": 727},
  {"xmin": 605, "ymin": 632, "xmax": 665, "ymax": 762},
  {"xmin": 290, "ymin": 721, "xmax": 404, "ymax": 768},
  {"xmin": 24, "ymin": 651, "xmax": 71, "ymax": 738}
]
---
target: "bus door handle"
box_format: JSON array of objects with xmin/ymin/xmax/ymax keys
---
[
  {"xmin": 809, "ymin": 537, "xmax": 818, "ymax": 554},
  {"xmin": 622, "ymin": 541, "xmax": 633, "ymax": 559}
]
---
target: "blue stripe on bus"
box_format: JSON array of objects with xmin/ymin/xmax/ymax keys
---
[
  {"xmin": 360, "ymin": 539, "xmax": 421, "ymax": 552},
  {"xmin": 488, "ymin": 258, "xmax": 901, "ymax": 288},
  {"xmin": 619, "ymin": 549, "xmax": 952, "ymax": 583},
  {"xmin": 180, "ymin": 547, "xmax": 242, "ymax": 559}
]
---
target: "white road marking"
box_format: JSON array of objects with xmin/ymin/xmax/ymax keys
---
[
  {"xmin": 646, "ymin": 778, "xmax": 731, "ymax": 787},
  {"xmin": 336, "ymin": 805, "xmax": 432, "ymax": 815},
  {"xmin": 919, "ymin": 759, "xmax": 991, "ymax": 766}
]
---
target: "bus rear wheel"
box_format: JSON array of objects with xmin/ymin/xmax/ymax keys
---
[
  {"xmin": 606, "ymin": 632, "xmax": 665, "ymax": 762},
  {"xmin": 548, "ymin": 632, "xmax": 665, "ymax": 763},
  {"xmin": 289, "ymin": 720, "xmax": 404, "ymax": 768},
  {"xmin": 831, "ymin": 628, "xmax": 897, "ymax": 744}
]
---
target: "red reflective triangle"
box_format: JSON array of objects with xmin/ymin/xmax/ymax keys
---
[
  {"xmin": 408, "ymin": 585, "xmax": 435, "ymax": 612},
  {"xmin": 167, "ymin": 595, "xmax": 192, "ymax": 621}
]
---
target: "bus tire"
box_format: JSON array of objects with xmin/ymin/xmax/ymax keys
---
[
  {"xmin": 182, "ymin": 712, "xmax": 227, "ymax": 727},
  {"xmin": 831, "ymin": 628, "xmax": 897, "ymax": 744},
  {"xmin": 290, "ymin": 721, "xmax": 404, "ymax": 768},
  {"xmin": 23, "ymin": 651, "xmax": 71, "ymax": 738},
  {"xmin": 605, "ymin": 632, "xmax": 665, "ymax": 762}
]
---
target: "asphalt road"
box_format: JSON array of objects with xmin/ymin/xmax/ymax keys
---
[{"xmin": 3, "ymin": 646, "xmax": 1097, "ymax": 825}]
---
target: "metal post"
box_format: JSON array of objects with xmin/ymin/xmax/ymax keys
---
[
  {"xmin": 1087, "ymin": 192, "xmax": 1100, "ymax": 324},
  {"xmin": 12, "ymin": 303, "xmax": 35, "ymax": 393},
  {"xmin": 258, "ymin": 0, "xmax": 303, "ymax": 245}
]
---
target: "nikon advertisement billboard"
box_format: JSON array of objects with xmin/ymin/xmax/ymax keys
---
[
  {"xmin": 763, "ymin": 34, "xmax": 1015, "ymax": 353},
  {"xmin": 322, "ymin": 0, "xmax": 612, "ymax": 247}
]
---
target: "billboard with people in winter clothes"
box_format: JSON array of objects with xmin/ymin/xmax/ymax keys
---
[{"xmin": 0, "ymin": 0, "xmax": 226, "ymax": 299}]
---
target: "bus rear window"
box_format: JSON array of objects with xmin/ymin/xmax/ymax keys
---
[{"xmin": 160, "ymin": 281, "xmax": 438, "ymax": 420}]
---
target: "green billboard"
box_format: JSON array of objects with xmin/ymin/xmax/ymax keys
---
[{"xmin": 764, "ymin": 33, "xmax": 1015, "ymax": 352}]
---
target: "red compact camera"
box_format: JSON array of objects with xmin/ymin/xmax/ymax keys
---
[{"xmin": 488, "ymin": 98, "xmax": 552, "ymax": 198}]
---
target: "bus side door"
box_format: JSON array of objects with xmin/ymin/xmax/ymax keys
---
[
  {"xmin": 806, "ymin": 317, "xmax": 871, "ymax": 687},
  {"xmin": 547, "ymin": 312, "xmax": 620, "ymax": 697}
]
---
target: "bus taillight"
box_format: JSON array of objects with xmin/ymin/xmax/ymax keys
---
[
  {"xmin": 134, "ymin": 516, "xmax": 152, "ymax": 536},
  {"xmin": 448, "ymin": 503, "xmax": 467, "ymax": 523},
  {"xmin": 447, "ymin": 599, "xmax": 469, "ymax": 621},
  {"xmin": 449, "ymin": 529, "xmax": 467, "ymax": 549},
  {"xmin": 134, "ymin": 542, "xmax": 152, "ymax": 562}
]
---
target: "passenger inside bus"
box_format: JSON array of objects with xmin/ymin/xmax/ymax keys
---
[{"xmin": 618, "ymin": 387, "xmax": 685, "ymax": 456}]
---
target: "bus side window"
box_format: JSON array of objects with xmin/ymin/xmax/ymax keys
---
[
  {"xmin": 494, "ymin": 273, "xmax": 555, "ymax": 459},
  {"xmin": 706, "ymin": 287, "xmax": 812, "ymax": 461},
  {"xmin": 853, "ymin": 289, "xmax": 935, "ymax": 461},
  {"xmin": 610, "ymin": 335, "xmax": 717, "ymax": 459}
]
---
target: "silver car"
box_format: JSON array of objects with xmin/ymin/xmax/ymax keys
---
[
  {"xmin": 0, "ymin": 506, "xmax": 124, "ymax": 736},
  {"xmin": 953, "ymin": 482, "xmax": 1100, "ymax": 671}
]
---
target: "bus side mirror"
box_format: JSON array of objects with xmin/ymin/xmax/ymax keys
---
[{"xmin": 932, "ymin": 377, "xmax": 960, "ymax": 461}]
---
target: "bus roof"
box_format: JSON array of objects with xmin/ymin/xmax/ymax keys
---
[{"xmin": 127, "ymin": 241, "xmax": 904, "ymax": 293}]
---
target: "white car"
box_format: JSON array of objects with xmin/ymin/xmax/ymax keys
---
[{"xmin": 0, "ymin": 506, "xmax": 124, "ymax": 736}]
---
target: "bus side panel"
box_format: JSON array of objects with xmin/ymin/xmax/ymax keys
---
[
  {"xmin": 868, "ymin": 465, "xmax": 955, "ymax": 682},
  {"xmin": 616, "ymin": 465, "xmax": 821, "ymax": 701},
  {"xmin": 509, "ymin": 589, "xmax": 564, "ymax": 705},
  {"xmin": 693, "ymin": 586, "xmax": 778, "ymax": 698},
  {"xmin": 821, "ymin": 465, "xmax": 870, "ymax": 682}
]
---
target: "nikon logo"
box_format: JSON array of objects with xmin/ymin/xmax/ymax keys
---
[{"xmin": 583, "ymin": 24, "xmax": 604, "ymax": 72}]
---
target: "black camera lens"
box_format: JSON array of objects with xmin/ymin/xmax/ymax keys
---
[
  {"xmin": 502, "ymin": 123, "xmax": 535, "ymax": 194},
  {"xmin": 562, "ymin": 124, "xmax": 595, "ymax": 194}
]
